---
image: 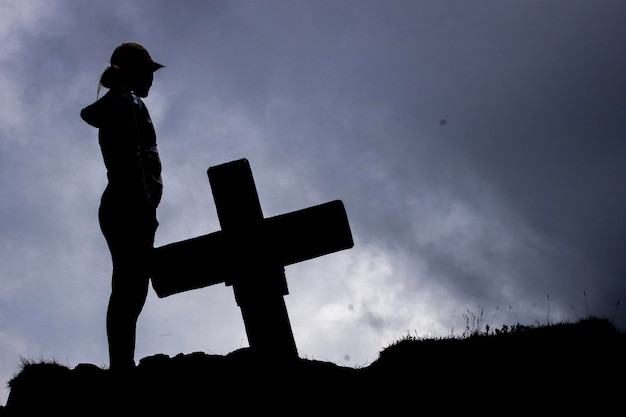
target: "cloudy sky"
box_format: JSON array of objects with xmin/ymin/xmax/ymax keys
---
[{"xmin": 1, "ymin": 0, "xmax": 626, "ymax": 403}]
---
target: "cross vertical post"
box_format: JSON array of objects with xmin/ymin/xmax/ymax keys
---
[{"xmin": 208, "ymin": 159, "xmax": 298, "ymax": 359}]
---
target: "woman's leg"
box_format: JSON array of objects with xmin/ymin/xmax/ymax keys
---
[{"xmin": 100, "ymin": 201, "xmax": 157, "ymax": 371}]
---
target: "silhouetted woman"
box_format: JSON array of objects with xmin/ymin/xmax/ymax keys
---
[{"xmin": 80, "ymin": 43, "xmax": 164, "ymax": 371}]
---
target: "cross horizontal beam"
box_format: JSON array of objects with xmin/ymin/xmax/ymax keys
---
[{"xmin": 151, "ymin": 199, "xmax": 353, "ymax": 297}]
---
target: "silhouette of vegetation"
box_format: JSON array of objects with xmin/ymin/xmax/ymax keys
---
[{"xmin": 1, "ymin": 313, "xmax": 622, "ymax": 414}]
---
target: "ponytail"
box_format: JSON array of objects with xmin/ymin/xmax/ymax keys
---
[{"xmin": 97, "ymin": 65, "xmax": 122, "ymax": 98}]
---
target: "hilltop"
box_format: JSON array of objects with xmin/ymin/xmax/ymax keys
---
[{"xmin": 1, "ymin": 317, "xmax": 623, "ymax": 414}]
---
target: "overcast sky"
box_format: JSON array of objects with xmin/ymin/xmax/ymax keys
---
[{"xmin": 1, "ymin": 0, "xmax": 625, "ymax": 403}]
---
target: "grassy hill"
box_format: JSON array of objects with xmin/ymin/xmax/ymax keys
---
[{"xmin": 1, "ymin": 316, "xmax": 623, "ymax": 414}]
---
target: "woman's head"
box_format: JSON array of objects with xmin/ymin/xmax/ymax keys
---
[{"xmin": 99, "ymin": 43, "xmax": 164, "ymax": 97}]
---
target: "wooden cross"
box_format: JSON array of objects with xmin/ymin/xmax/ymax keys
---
[{"xmin": 150, "ymin": 158, "xmax": 354, "ymax": 359}]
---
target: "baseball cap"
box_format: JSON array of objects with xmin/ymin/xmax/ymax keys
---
[{"xmin": 110, "ymin": 43, "xmax": 164, "ymax": 72}]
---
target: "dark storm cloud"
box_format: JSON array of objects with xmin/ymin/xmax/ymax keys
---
[{"xmin": 424, "ymin": 4, "xmax": 626, "ymax": 321}]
